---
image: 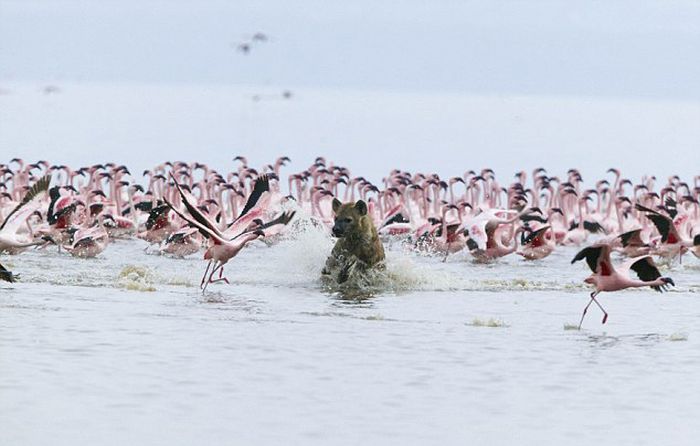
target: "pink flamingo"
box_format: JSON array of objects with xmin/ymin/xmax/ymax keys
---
[
  {"xmin": 572, "ymin": 243, "xmax": 675, "ymax": 328},
  {"xmin": 165, "ymin": 173, "xmax": 295, "ymax": 292}
]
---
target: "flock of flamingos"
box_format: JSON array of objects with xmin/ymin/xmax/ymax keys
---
[{"xmin": 1, "ymin": 157, "xmax": 699, "ymax": 327}]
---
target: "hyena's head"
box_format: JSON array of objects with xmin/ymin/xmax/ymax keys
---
[{"xmin": 331, "ymin": 199, "xmax": 368, "ymax": 238}]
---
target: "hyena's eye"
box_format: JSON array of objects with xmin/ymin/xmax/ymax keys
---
[{"xmin": 344, "ymin": 218, "xmax": 352, "ymax": 223}]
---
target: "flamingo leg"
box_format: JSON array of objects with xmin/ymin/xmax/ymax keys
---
[
  {"xmin": 578, "ymin": 291, "xmax": 602, "ymax": 329},
  {"xmin": 591, "ymin": 295, "xmax": 608, "ymax": 324},
  {"xmin": 200, "ymin": 260, "xmax": 212, "ymax": 288},
  {"xmin": 202, "ymin": 260, "xmax": 218, "ymax": 293},
  {"xmin": 209, "ymin": 265, "xmax": 230, "ymax": 285}
]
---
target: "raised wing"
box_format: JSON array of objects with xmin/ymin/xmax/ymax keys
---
[
  {"xmin": 163, "ymin": 197, "xmax": 226, "ymax": 246},
  {"xmin": 572, "ymin": 244, "xmax": 614, "ymax": 275},
  {"xmin": 635, "ymin": 203, "xmax": 681, "ymax": 244},
  {"xmin": 0, "ymin": 175, "xmax": 51, "ymax": 231},
  {"xmin": 618, "ymin": 229, "xmax": 645, "ymax": 247},
  {"xmin": 234, "ymin": 174, "xmax": 270, "ymax": 223},
  {"xmin": 169, "ymin": 173, "xmax": 223, "ymax": 240},
  {"xmin": 231, "ymin": 211, "xmax": 296, "ymax": 240}
]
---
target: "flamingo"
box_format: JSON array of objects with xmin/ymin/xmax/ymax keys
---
[
  {"xmin": 0, "ymin": 175, "xmax": 52, "ymax": 254},
  {"xmin": 517, "ymin": 225, "xmax": 555, "ymax": 260},
  {"xmin": 165, "ymin": 173, "xmax": 295, "ymax": 292},
  {"xmin": 635, "ymin": 203, "xmax": 693, "ymax": 262},
  {"xmin": 160, "ymin": 227, "xmax": 202, "ymax": 258},
  {"xmin": 571, "ymin": 243, "xmax": 675, "ymax": 328},
  {"xmin": 64, "ymin": 223, "xmax": 109, "ymax": 258}
]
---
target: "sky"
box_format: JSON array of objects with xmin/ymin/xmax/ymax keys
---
[
  {"xmin": 0, "ymin": 0, "xmax": 699, "ymax": 182},
  {"xmin": 2, "ymin": 0, "xmax": 700, "ymax": 98}
]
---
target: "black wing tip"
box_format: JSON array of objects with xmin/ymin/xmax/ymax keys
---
[
  {"xmin": 0, "ymin": 263, "xmax": 19, "ymax": 283},
  {"xmin": 571, "ymin": 246, "xmax": 589, "ymax": 264},
  {"xmin": 283, "ymin": 210, "xmax": 296, "ymax": 224}
]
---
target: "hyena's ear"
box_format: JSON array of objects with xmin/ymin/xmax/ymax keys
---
[
  {"xmin": 354, "ymin": 200, "xmax": 368, "ymax": 216},
  {"xmin": 332, "ymin": 198, "xmax": 342, "ymax": 214}
]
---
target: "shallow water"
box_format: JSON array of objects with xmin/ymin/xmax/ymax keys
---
[{"xmin": 2, "ymin": 227, "xmax": 699, "ymax": 445}]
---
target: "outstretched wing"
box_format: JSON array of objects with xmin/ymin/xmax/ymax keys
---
[
  {"xmin": 163, "ymin": 197, "xmax": 225, "ymax": 246},
  {"xmin": 618, "ymin": 229, "xmax": 645, "ymax": 247},
  {"xmin": 635, "ymin": 203, "xmax": 680, "ymax": 244},
  {"xmin": 234, "ymin": 174, "xmax": 270, "ymax": 223},
  {"xmin": 572, "ymin": 244, "xmax": 614, "ymax": 275},
  {"xmin": 628, "ymin": 256, "xmax": 666, "ymax": 292},
  {"xmin": 0, "ymin": 175, "xmax": 51, "ymax": 231},
  {"xmin": 231, "ymin": 211, "xmax": 296, "ymax": 240},
  {"xmin": 572, "ymin": 246, "xmax": 602, "ymax": 272},
  {"xmin": 169, "ymin": 173, "xmax": 223, "ymax": 239}
]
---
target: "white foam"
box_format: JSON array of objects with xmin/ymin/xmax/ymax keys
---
[
  {"xmin": 668, "ymin": 332, "xmax": 689, "ymax": 342},
  {"xmin": 116, "ymin": 265, "xmax": 156, "ymax": 292},
  {"xmin": 467, "ymin": 317, "xmax": 509, "ymax": 328}
]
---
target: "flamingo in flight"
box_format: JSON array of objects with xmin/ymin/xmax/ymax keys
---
[
  {"xmin": 165, "ymin": 173, "xmax": 295, "ymax": 292},
  {"xmin": 571, "ymin": 242, "xmax": 674, "ymax": 328}
]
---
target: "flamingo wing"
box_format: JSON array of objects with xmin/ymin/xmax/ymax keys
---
[
  {"xmin": 618, "ymin": 229, "xmax": 645, "ymax": 247},
  {"xmin": 572, "ymin": 243, "xmax": 614, "ymax": 275},
  {"xmin": 0, "ymin": 262, "xmax": 18, "ymax": 283},
  {"xmin": 625, "ymin": 256, "xmax": 668, "ymax": 292},
  {"xmin": 520, "ymin": 213, "xmax": 549, "ymax": 224},
  {"xmin": 145, "ymin": 204, "xmax": 171, "ymax": 230},
  {"xmin": 381, "ymin": 210, "xmax": 409, "ymax": 228},
  {"xmin": 234, "ymin": 174, "xmax": 270, "ymax": 223},
  {"xmin": 169, "ymin": 173, "xmax": 223, "ymax": 239},
  {"xmin": 664, "ymin": 196, "xmax": 677, "ymax": 219},
  {"xmin": 73, "ymin": 236, "xmax": 96, "ymax": 249},
  {"xmin": 231, "ymin": 211, "xmax": 296, "ymax": 240},
  {"xmin": 164, "ymin": 197, "xmax": 226, "ymax": 246},
  {"xmin": 0, "ymin": 175, "xmax": 50, "ymax": 231},
  {"xmin": 635, "ymin": 203, "xmax": 681, "ymax": 244},
  {"xmin": 0, "ymin": 206, "xmax": 38, "ymax": 236},
  {"xmin": 522, "ymin": 225, "xmax": 550, "ymax": 246}
]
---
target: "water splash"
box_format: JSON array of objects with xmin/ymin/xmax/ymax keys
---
[{"xmin": 116, "ymin": 265, "xmax": 156, "ymax": 292}]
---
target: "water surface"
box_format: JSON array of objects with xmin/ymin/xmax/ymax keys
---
[{"xmin": 2, "ymin": 229, "xmax": 699, "ymax": 445}]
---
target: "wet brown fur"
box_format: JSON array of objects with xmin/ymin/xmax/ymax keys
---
[{"xmin": 323, "ymin": 199, "xmax": 385, "ymax": 282}]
